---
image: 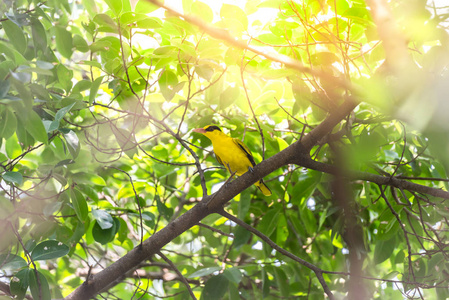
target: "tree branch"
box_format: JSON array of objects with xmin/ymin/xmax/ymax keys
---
[
  {"xmin": 65, "ymin": 91, "xmax": 356, "ymax": 300},
  {"xmin": 65, "ymin": 90, "xmax": 449, "ymax": 299},
  {"xmin": 300, "ymin": 159, "xmax": 449, "ymax": 199},
  {"xmin": 157, "ymin": 251, "xmax": 197, "ymax": 299}
]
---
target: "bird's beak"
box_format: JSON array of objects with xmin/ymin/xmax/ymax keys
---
[{"xmin": 193, "ymin": 128, "xmax": 206, "ymax": 134}]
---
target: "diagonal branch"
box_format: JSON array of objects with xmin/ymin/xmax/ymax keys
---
[
  {"xmin": 65, "ymin": 91, "xmax": 449, "ymax": 299},
  {"xmin": 157, "ymin": 251, "xmax": 197, "ymax": 300},
  {"xmin": 64, "ymin": 90, "xmax": 357, "ymax": 300}
]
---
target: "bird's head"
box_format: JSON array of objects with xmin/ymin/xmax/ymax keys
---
[{"xmin": 193, "ymin": 125, "xmax": 224, "ymax": 140}]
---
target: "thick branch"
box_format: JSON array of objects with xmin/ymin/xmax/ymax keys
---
[
  {"xmin": 76, "ymin": 268, "xmax": 200, "ymax": 284},
  {"xmin": 65, "ymin": 94, "xmax": 355, "ymax": 300},
  {"xmin": 65, "ymin": 90, "xmax": 449, "ymax": 299},
  {"xmin": 301, "ymin": 159, "xmax": 449, "ymax": 199}
]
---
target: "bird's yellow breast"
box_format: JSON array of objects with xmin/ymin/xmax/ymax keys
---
[{"xmin": 211, "ymin": 136, "xmax": 253, "ymax": 176}]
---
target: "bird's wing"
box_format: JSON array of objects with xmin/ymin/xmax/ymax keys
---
[
  {"xmin": 233, "ymin": 138, "xmax": 256, "ymax": 167},
  {"xmin": 215, "ymin": 152, "xmax": 224, "ymax": 166}
]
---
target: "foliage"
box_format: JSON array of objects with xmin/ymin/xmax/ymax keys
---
[{"xmin": 0, "ymin": 0, "xmax": 448, "ymax": 299}]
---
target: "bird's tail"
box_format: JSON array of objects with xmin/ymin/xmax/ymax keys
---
[{"xmin": 255, "ymin": 179, "xmax": 271, "ymax": 196}]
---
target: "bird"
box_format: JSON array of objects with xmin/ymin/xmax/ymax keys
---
[{"xmin": 193, "ymin": 125, "xmax": 272, "ymax": 196}]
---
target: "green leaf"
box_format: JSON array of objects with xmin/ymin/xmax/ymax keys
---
[
  {"xmin": 35, "ymin": 61, "xmax": 54, "ymax": 70},
  {"xmin": 89, "ymin": 76, "xmax": 104, "ymax": 104},
  {"xmin": 56, "ymin": 63, "xmax": 74, "ymax": 93},
  {"xmin": 142, "ymin": 211, "xmax": 155, "ymax": 228},
  {"xmin": 55, "ymin": 26, "xmax": 73, "ymax": 59},
  {"xmin": 11, "ymin": 69, "xmax": 31, "ymax": 83},
  {"xmin": 5, "ymin": 134, "xmax": 21, "ymax": 159},
  {"xmin": 299, "ymin": 207, "xmax": 317, "ymax": 236},
  {"xmin": 311, "ymin": 52, "xmax": 340, "ymax": 65},
  {"xmin": 195, "ymin": 64, "xmax": 214, "ymax": 81},
  {"xmin": 220, "ymin": 85, "xmax": 239, "ymax": 109},
  {"xmin": 28, "ymin": 270, "xmax": 51, "ymax": 300},
  {"xmin": 220, "ymin": 4, "xmax": 248, "ymax": 30},
  {"xmin": 154, "ymin": 45, "xmax": 176, "ymax": 56},
  {"xmin": 262, "ymin": 268, "xmax": 270, "ymax": 298},
  {"xmin": 155, "ymin": 196, "xmax": 173, "ymax": 221},
  {"xmin": 120, "ymin": 12, "xmax": 148, "ymax": 25},
  {"xmin": 233, "ymin": 225, "xmax": 251, "ymax": 249},
  {"xmin": 72, "ymin": 34, "xmax": 89, "ymax": 53},
  {"xmin": 57, "ymin": 102, "xmax": 76, "ymax": 121},
  {"xmin": 237, "ymin": 189, "xmax": 251, "ymax": 219},
  {"xmin": 188, "ymin": 266, "xmax": 221, "ymax": 278},
  {"xmin": 0, "ymin": 107, "xmax": 17, "ymax": 139},
  {"xmin": 374, "ymin": 236, "xmax": 396, "ymax": 265},
  {"xmin": 18, "ymin": 66, "xmax": 53, "ymax": 76},
  {"xmin": 31, "ymin": 240, "xmax": 70, "ymax": 261},
  {"xmin": 3, "ymin": 171, "xmax": 23, "ymax": 185},
  {"xmin": 111, "ymin": 127, "xmax": 138, "ymax": 158},
  {"xmin": 17, "ymin": 110, "xmax": 48, "ymax": 144},
  {"xmin": 192, "ymin": 1, "xmax": 213, "ymax": 23},
  {"xmin": 92, "ymin": 209, "xmax": 114, "ymax": 230},
  {"xmin": 92, "ymin": 217, "xmax": 120, "ymax": 245},
  {"xmin": 256, "ymin": 33, "xmax": 287, "ymax": 45},
  {"xmin": 72, "ymin": 80, "xmax": 92, "ymax": 93},
  {"xmin": 0, "ymin": 80, "xmax": 10, "ymax": 98},
  {"xmin": 201, "ymin": 274, "xmax": 229, "ymax": 300},
  {"xmin": 10, "ymin": 268, "xmax": 29, "ymax": 300},
  {"xmin": 31, "ymin": 17, "xmax": 47, "ymax": 56},
  {"xmin": 72, "ymin": 172, "xmax": 106, "ymax": 186},
  {"xmin": 0, "ymin": 254, "xmax": 27, "ymax": 270},
  {"xmin": 0, "ymin": 41, "xmax": 27, "ymax": 65},
  {"xmin": 71, "ymin": 188, "xmax": 88, "ymax": 222},
  {"xmin": 136, "ymin": 17, "xmax": 162, "ymax": 29},
  {"xmin": 274, "ymin": 267, "xmax": 290, "ymax": 298},
  {"xmin": 63, "ymin": 130, "xmax": 80, "ymax": 159},
  {"xmin": 43, "ymin": 201, "xmax": 63, "ymax": 217},
  {"xmin": 93, "ymin": 14, "xmax": 116, "ymax": 29},
  {"xmin": 104, "ymin": 0, "xmax": 123, "ymax": 16},
  {"xmin": 383, "ymin": 271, "xmax": 400, "ymax": 280},
  {"xmin": 48, "ymin": 102, "xmax": 76, "ymax": 132},
  {"xmin": 3, "ymin": 20, "xmax": 27, "ymax": 53},
  {"xmin": 158, "ymin": 69, "xmax": 178, "ymax": 101},
  {"xmin": 291, "ymin": 171, "xmax": 321, "ymax": 206},
  {"xmin": 257, "ymin": 207, "xmax": 280, "ymax": 236},
  {"xmin": 135, "ymin": 0, "xmax": 159, "ymax": 13},
  {"xmin": 16, "ymin": 118, "xmax": 34, "ymax": 149},
  {"xmin": 223, "ymin": 268, "xmax": 242, "ymax": 284}
]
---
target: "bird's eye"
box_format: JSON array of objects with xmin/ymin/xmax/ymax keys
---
[{"xmin": 206, "ymin": 126, "xmax": 221, "ymax": 132}]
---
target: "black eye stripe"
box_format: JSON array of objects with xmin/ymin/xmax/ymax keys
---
[{"xmin": 205, "ymin": 126, "xmax": 222, "ymax": 132}]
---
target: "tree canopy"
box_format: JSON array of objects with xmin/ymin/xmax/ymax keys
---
[{"xmin": 0, "ymin": 0, "xmax": 449, "ymax": 299}]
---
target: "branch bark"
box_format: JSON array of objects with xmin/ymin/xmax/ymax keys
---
[
  {"xmin": 65, "ymin": 92, "xmax": 357, "ymax": 300},
  {"xmin": 66, "ymin": 91, "xmax": 449, "ymax": 299}
]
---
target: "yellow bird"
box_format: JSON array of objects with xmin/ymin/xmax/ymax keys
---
[{"xmin": 193, "ymin": 125, "xmax": 272, "ymax": 196}]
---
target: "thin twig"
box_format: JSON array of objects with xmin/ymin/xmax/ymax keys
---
[
  {"xmin": 157, "ymin": 251, "xmax": 197, "ymax": 300},
  {"xmin": 108, "ymin": 166, "xmax": 144, "ymax": 245},
  {"xmin": 218, "ymin": 209, "xmax": 335, "ymax": 300}
]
